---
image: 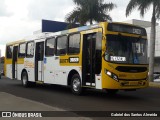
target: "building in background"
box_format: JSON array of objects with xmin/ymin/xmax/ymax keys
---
[
  {"xmin": 0, "ymin": 49, "xmax": 4, "ymax": 63},
  {"xmin": 33, "ymin": 19, "xmax": 79, "ymax": 34},
  {"xmin": 123, "ymin": 19, "xmax": 160, "ymax": 72},
  {"xmin": 123, "ymin": 19, "xmax": 159, "ymax": 28}
]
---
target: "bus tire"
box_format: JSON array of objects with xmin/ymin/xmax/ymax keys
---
[
  {"xmin": 71, "ymin": 74, "xmax": 82, "ymax": 95},
  {"xmin": 21, "ymin": 72, "xmax": 30, "ymax": 87}
]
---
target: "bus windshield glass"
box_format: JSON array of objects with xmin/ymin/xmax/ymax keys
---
[{"xmin": 105, "ymin": 34, "xmax": 148, "ymax": 64}]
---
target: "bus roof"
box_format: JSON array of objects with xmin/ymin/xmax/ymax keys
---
[
  {"xmin": 6, "ymin": 21, "xmax": 146, "ymax": 45},
  {"xmin": 6, "ymin": 40, "xmax": 25, "ymax": 46}
]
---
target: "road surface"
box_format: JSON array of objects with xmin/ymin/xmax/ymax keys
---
[{"xmin": 0, "ymin": 77, "xmax": 160, "ymax": 120}]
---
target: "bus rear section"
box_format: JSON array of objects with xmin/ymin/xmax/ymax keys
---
[{"xmin": 5, "ymin": 44, "xmax": 19, "ymax": 79}]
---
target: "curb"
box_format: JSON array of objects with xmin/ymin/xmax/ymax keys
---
[{"xmin": 149, "ymin": 82, "xmax": 160, "ymax": 88}]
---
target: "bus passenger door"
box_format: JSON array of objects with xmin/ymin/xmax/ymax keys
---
[
  {"xmin": 82, "ymin": 33, "xmax": 96, "ymax": 87},
  {"xmin": 35, "ymin": 42, "xmax": 44, "ymax": 82},
  {"xmin": 12, "ymin": 46, "xmax": 18, "ymax": 79},
  {"xmin": 82, "ymin": 33, "xmax": 102, "ymax": 87}
]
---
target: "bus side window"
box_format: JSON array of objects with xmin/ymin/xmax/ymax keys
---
[
  {"xmin": 68, "ymin": 33, "xmax": 80, "ymax": 55},
  {"xmin": 6, "ymin": 45, "xmax": 13, "ymax": 58},
  {"xmin": 56, "ymin": 36, "xmax": 67, "ymax": 56},
  {"xmin": 26, "ymin": 42, "xmax": 34, "ymax": 58},
  {"xmin": 18, "ymin": 43, "xmax": 26, "ymax": 58},
  {"xmin": 45, "ymin": 37, "xmax": 55, "ymax": 56}
]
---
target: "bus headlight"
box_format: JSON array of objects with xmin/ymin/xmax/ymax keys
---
[
  {"xmin": 106, "ymin": 71, "xmax": 112, "ymax": 76},
  {"xmin": 105, "ymin": 69, "xmax": 119, "ymax": 82}
]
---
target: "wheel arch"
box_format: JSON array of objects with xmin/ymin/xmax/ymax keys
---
[{"xmin": 67, "ymin": 69, "xmax": 80, "ymax": 86}]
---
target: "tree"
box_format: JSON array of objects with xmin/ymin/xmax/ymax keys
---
[
  {"xmin": 65, "ymin": 0, "xmax": 116, "ymax": 25},
  {"xmin": 126, "ymin": 0, "xmax": 160, "ymax": 82}
]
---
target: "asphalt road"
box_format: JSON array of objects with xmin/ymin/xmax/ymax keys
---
[{"xmin": 0, "ymin": 77, "xmax": 160, "ymax": 120}]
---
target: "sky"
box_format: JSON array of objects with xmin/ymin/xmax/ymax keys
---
[{"xmin": 0, "ymin": 0, "xmax": 154, "ymax": 56}]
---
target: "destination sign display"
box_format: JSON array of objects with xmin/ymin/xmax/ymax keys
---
[{"xmin": 108, "ymin": 23, "xmax": 147, "ymax": 36}]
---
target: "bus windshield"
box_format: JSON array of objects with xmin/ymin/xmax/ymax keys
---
[{"xmin": 105, "ymin": 34, "xmax": 148, "ymax": 64}]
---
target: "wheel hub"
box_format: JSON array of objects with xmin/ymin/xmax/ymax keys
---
[{"xmin": 73, "ymin": 78, "xmax": 80, "ymax": 92}]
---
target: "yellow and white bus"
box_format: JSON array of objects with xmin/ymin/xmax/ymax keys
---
[{"xmin": 4, "ymin": 22, "xmax": 149, "ymax": 95}]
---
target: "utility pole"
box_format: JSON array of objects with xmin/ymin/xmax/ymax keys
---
[{"xmin": 149, "ymin": 7, "xmax": 156, "ymax": 82}]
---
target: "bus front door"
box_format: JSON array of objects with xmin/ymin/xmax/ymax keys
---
[
  {"xmin": 35, "ymin": 42, "xmax": 44, "ymax": 82},
  {"xmin": 12, "ymin": 46, "xmax": 18, "ymax": 79},
  {"xmin": 82, "ymin": 33, "xmax": 102, "ymax": 87},
  {"xmin": 82, "ymin": 33, "xmax": 96, "ymax": 87}
]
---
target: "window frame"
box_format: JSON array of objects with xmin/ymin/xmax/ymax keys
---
[
  {"xmin": 45, "ymin": 37, "xmax": 55, "ymax": 57},
  {"xmin": 55, "ymin": 35, "xmax": 68, "ymax": 56},
  {"xmin": 68, "ymin": 33, "xmax": 81, "ymax": 55},
  {"xmin": 6, "ymin": 45, "xmax": 13, "ymax": 59},
  {"xmin": 18, "ymin": 42, "xmax": 26, "ymax": 58},
  {"xmin": 26, "ymin": 41, "xmax": 35, "ymax": 58}
]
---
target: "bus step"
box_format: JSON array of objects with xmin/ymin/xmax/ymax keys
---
[
  {"xmin": 86, "ymin": 82, "xmax": 95, "ymax": 86},
  {"xmin": 36, "ymin": 81, "xmax": 44, "ymax": 84}
]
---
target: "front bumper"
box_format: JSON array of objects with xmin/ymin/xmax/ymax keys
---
[{"xmin": 102, "ymin": 75, "xmax": 149, "ymax": 90}]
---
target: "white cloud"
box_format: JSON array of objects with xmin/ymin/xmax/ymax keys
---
[
  {"xmin": 0, "ymin": 45, "xmax": 5, "ymax": 57},
  {"xmin": 0, "ymin": 0, "xmax": 12, "ymax": 16},
  {"xmin": 28, "ymin": 0, "xmax": 74, "ymax": 21},
  {"xmin": 106, "ymin": 0, "xmax": 153, "ymax": 22},
  {"xmin": 0, "ymin": 17, "xmax": 40, "ymax": 44}
]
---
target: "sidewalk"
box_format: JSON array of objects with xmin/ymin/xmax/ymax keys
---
[
  {"xmin": 0, "ymin": 92, "xmax": 91, "ymax": 120},
  {"xmin": 149, "ymin": 82, "xmax": 160, "ymax": 88}
]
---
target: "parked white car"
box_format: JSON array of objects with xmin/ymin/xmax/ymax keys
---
[{"xmin": 153, "ymin": 72, "xmax": 160, "ymax": 82}]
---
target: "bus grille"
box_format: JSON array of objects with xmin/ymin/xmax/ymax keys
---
[{"xmin": 116, "ymin": 66, "xmax": 147, "ymax": 73}]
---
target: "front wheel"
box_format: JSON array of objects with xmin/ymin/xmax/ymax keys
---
[{"xmin": 71, "ymin": 74, "xmax": 82, "ymax": 95}]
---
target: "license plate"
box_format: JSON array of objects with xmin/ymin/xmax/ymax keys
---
[
  {"xmin": 121, "ymin": 81, "xmax": 143, "ymax": 86},
  {"xmin": 129, "ymin": 81, "xmax": 142, "ymax": 86},
  {"xmin": 129, "ymin": 82, "xmax": 138, "ymax": 86}
]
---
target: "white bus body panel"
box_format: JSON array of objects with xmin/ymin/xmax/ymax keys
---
[
  {"xmin": 17, "ymin": 64, "xmax": 25, "ymax": 80},
  {"xmin": 43, "ymin": 56, "xmax": 57, "ymax": 84},
  {"xmin": 6, "ymin": 64, "xmax": 12, "ymax": 79},
  {"xmin": 95, "ymin": 75, "xmax": 102, "ymax": 89},
  {"xmin": 24, "ymin": 58, "xmax": 35, "ymax": 82},
  {"xmin": 43, "ymin": 56, "xmax": 82, "ymax": 86}
]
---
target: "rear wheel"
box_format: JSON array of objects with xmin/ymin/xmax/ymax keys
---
[
  {"xmin": 21, "ymin": 72, "xmax": 30, "ymax": 87},
  {"xmin": 71, "ymin": 74, "xmax": 82, "ymax": 95}
]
